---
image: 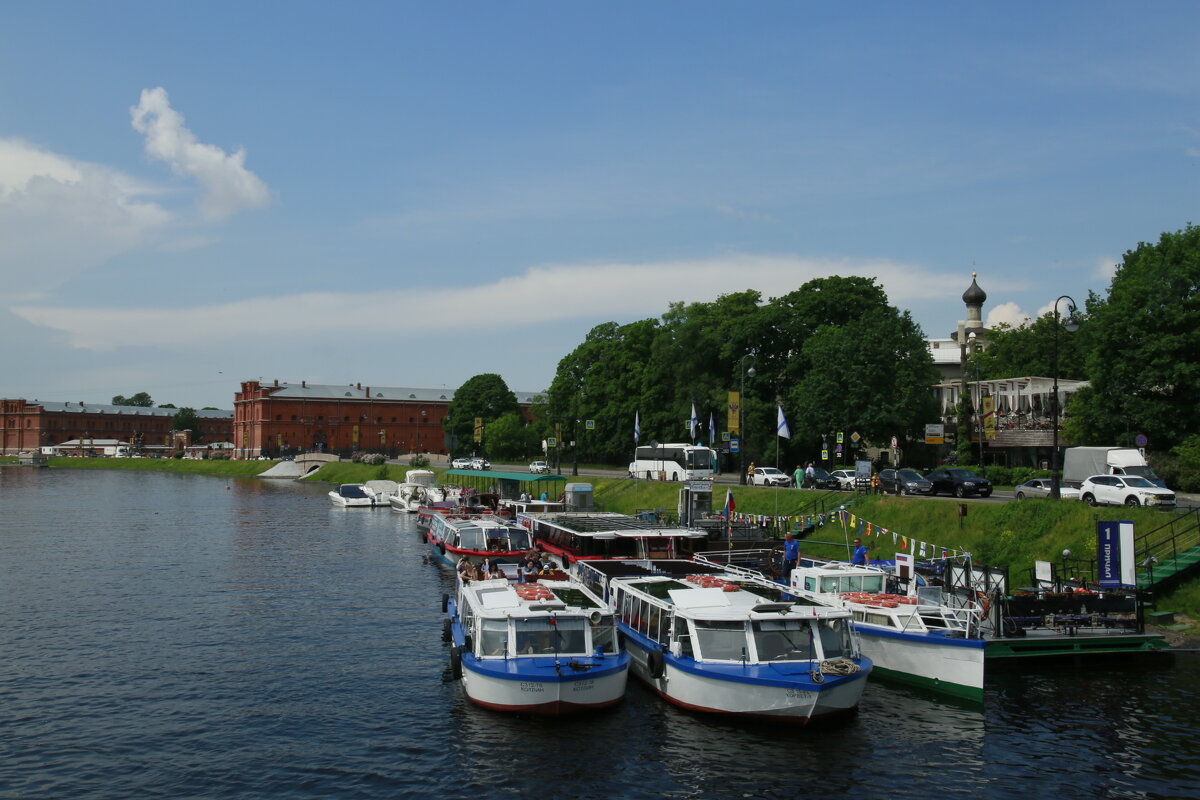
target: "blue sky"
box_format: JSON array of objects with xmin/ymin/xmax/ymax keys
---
[{"xmin": 3, "ymin": 2, "xmax": 1197, "ymax": 409}]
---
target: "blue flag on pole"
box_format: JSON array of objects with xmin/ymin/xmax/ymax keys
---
[{"xmin": 709, "ymin": 412, "xmax": 715, "ymax": 446}]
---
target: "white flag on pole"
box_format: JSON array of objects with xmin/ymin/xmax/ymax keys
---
[
  {"xmin": 777, "ymin": 404, "xmax": 791, "ymax": 439},
  {"xmin": 690, "ymin": 403, "xmax": 698, "ymax": 441},
  {"xmin": 634, "ymin": 410, "xmax": 640, "ymax": 444}
]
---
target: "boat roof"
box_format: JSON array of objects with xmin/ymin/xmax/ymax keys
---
[
  {"xmin": 437, "ymin": 515, "xmax": 525, "ymax": 530},
  {"xmin": 520, "ymin": 512, "xmax": 708, "ymax": 539},
  {"xmin": 460, "ymin": 578, "xmax": 611, "ymax": 617}
]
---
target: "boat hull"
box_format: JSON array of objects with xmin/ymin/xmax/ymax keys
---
[
  {"xmin": 854, "ymin": 625, "xmax": 985, "ymax": 702},
  {"xmin": 624, "ymin": 635, "xmax": 869, "ymax": 724},
  {"xmin": 460, "ymin": 655, "xmax": 630, "ymax": 715}
]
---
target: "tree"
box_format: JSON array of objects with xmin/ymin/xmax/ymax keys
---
[
  {"xmin": 1067, "ymin": 223, "xmax": 1200, "ymax": 447},
  {"xmin": 112, "ymin": 392, "xmax": 154, "ymax": 407},
  {"xmin": 485, "ymin": 412, "xmax": 542, "ymax": 460},
  {"xmin": 444, "ymin": 374, "xmax": 519, "ymax": 454},
  {"xmin": 171, "ymin": 407, "xmax": 203, "ymax": 444},
  {"xmin": 972, "ymin": 316, "xmax": 1088, "ymax": 381}
]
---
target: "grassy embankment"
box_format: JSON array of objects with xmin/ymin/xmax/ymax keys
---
[{"xmin": 36, "ymin": 456, "xmax": 276, "ymax": 476}]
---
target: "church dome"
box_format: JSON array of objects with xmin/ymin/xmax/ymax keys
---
[{"xmin": 962, "ymin": 274, "xmax": 987, "ymax": 306}]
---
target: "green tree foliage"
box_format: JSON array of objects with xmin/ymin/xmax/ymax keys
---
[
  {"xmin": 973, "ymin": 314, "xmax": 1089, "ymax": 381},
  {"xmin": 485, "ymin": 412, "xmax": 543, "ymax": 460},
  {"xmin": 444, "ymin": 373, "xmax": 519, "ymax": 454},
  {"xmin": 171, "ymin": 407, "xmax": 203, "ymax": 443},
  {"xmin": 1067, "ymin": 223, "xmax": 1200, "ymax": 447},
  {"xmin": 111, "ymin": 392, "xmax": 154, "ymax": 407},
  {"xmin": 546, "ymin": 276, "xmax": 938, "ymax": 468}
]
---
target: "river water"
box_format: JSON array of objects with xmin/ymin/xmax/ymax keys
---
[{"xmin": 1, "ymin": 468, "xmax": 1197, "ymax": 800}]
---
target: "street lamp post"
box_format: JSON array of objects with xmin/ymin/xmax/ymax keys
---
[
  {"xmin": 1050, "ymin": 295, "xmax": 1080, "ymax": 499},
  {"xmin": 738, "ymin": 355, "xmax": 756, "ymax": 485},
  {"xmin": 968, "ymin": 332, "xmax": 984, "ymax": 467}
]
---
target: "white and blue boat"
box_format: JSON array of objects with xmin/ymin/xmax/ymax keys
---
[
  {"xmin": 444, "ymin": 576, "xmax": 630, "ymax": 715},
  {"xmin": 575, "ymin": 559, "xmax": 871, "ymax": 724},
  {"xmin": 426, "ymin": 513, "xmax": 534, "ymax": 568}
]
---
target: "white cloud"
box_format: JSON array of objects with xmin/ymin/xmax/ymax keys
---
[
  {"xmin": 12, "ymin": 253, "xmax": 961, "ymax": 349},
  {"xmin": 986, "ymin": 301, "xmax": 1031, "ymax": 328},
  {"xmin": 1096, "ymin": 255, "xmax": 1119, "ymax": 281},
  {"xmin": 0, "ymin": 138, "xmax": 172, "ymax": 299},
  {"xmin": 1186, "ymin": 147, "xmax": 1200, "ymax": 158},
  {"xmin": 131, "ymin": 87, "xmax": 271, "ymax": 220}
]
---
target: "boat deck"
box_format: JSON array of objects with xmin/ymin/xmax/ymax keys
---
[{"xmin": 985, "ymin": 626, "xmax": 1170, "ymax": 659}]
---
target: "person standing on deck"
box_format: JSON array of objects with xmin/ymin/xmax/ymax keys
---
[
  {"xmin": 782, "ymin": 532, "xmax": 800, "ymax": 583},
  {"xmin": 851, "ymin": 538, "xmax": 869, "ymax": 566}
]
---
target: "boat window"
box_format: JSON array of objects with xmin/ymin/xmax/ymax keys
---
[
  {"xmin": 844, "ymin": 576, "xmax": 864, "ymax": 591},
  {"xmin": 751, "ymin": 619, "xmax": 813, "ymax": 662},
  {"xmin": 820, "ymin": 576, "xmax": 840, "ymax": 593},
  {"xmin": 514, "ymin": 617, "xmax": 585, "ymax": 655},
  {"xmin": 480, "ymin": 618, "xmax": 508, "ymax": 656},
  {"xmin": 804, "ymin": 577, "xmax": 816, "ymax": 591},
  {"xmin": 862, "ymin": 575, "xmax": 885, "ymax": 592},
  {"xmin": 816, "ymin": 618, "xmax": 852, "ymax": 659},
  {"xmin": 591, "ymin": 616, "xmax": 618, "ymax": 654},
  {"xmin": 503, "ymin": 529, "xmax": 532, "ymax": 550},
  {"xmin": 646, "ymin": 605, "xmax": 664, "ymax": 643},
  {"xmin": 458, "ymin": 527, "xmax": 487, "ymax": 550},
  {"xmin": 692, "ymin": 620, "xmax": 748, "ymax": 661}
]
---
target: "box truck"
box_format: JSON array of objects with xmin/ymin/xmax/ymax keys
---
[{"xmin": 1062, "ymin": 446, "xmax": 1164, "ymax": 488}]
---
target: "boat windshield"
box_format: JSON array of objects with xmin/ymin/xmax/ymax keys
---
[
  {"xmin": 479, "ymin": 618, "xmax": 508, "ymax": 656},
  {"xmin": 817, "ymin": 618, "xmax": 853, "ymax": 659},
  {"xmin": 751, "ymin": 619, "xmax": 813, "ymax": 662},
  {"xmin": 592, "ymin": 616, "xmax": 618, "ymax": 654},
  {"xmin": 514, "ymin": 617, "xmax": 587, "ymax": 655},
  {"xmin": 692, "ymin": 620, "xmax": 748, "ymax": 662},
  {"xmin": 340, "ymin": 485, "xmax": 369, "ymax": 498}
]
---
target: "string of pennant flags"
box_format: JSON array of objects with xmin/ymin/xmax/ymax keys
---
[{"xmin": 722, "ymin": 507, "xmax": 965, "ymax": 561}]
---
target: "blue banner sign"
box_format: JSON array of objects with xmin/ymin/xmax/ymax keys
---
[{"xmin": 1097, "ymin": 520, "xmax": 1135, "ymax": 588}]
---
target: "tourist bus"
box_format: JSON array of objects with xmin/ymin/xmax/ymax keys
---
[{"xmin": 628, "ymin": 443, "xmax": 718, "ymax": 481}]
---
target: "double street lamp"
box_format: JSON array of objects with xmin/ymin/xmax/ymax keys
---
[
  {"xmin": 738, "ymin": 354, "xmax": 756, "ymax": 485},
  {"xmin": 1050, "ymin": 295, "xmax": 1080, "ymax": 499}
]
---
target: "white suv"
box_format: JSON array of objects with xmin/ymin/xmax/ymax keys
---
[
  {"xmin": 1078, "ymin": 475, "xmax": 1176, "ymax": 508},
  {"xmin": 529, "ymin": 460, "xmax": 550, "ymax": 474},
  {"xmin": 750, "ymin": 467, "xmax": 792, "ymax": 487}
]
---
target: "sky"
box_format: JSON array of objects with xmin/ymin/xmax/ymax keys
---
[{"xmin": 2, "ymin": 2, "xmax": 1198, "ymax": 410}]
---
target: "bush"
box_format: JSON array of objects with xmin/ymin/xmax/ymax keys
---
[
  {"xmin": 409, "ymin": 454, "xmax": 430, "ymax": 468},
  {"xmin": 1169, "ymin": 436, "xmax": 1200, "ymax": 493},
  {"xmin": 350, "ymin": 451, "xmax": 386, "ymax": 466}
]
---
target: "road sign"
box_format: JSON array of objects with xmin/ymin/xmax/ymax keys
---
[
  {"xmin": 836, "ymin": 443, "xmax": 843, "ymax": 453},
  {"xmin": 547, "ymin": 437, "xmax": 557, "ymax": 448},
  {"xmin": 890, "ymin": 435, "xmax": 898, "ymax": 449},
  {"xmin": 730, "ymin": 438, "xmax": 740, "ymax": 453},
  {"xmin": 722, "ymin": 432, "xmax": 731, "ymax": 442},
  {"xmin": 851, "ymin": 431, "xmax": 861, "ymax": 443},
  {"xmin": 1135, "ymin": 433, "xmax": 1148, "ymax": 447},
  {"xmin": 585, "ymin": 419, "xmax": 595, "ymax": 430},
  {"xmin": 821, "ymin": 449, "xmax": 829, "ymax": 461},
  {"xmin": 836, "ymin": 432, "xmax": 844, "ymax": 444}
]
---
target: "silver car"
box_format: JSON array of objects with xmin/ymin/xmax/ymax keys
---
[{"xmin": 1013, "ymin": 478, "xmax": 1081, "ymax": 501}]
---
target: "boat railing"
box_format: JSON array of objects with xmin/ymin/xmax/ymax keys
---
[{"xmin": 694, "ymin": 548, "xmax": 777, "ymax": 575}]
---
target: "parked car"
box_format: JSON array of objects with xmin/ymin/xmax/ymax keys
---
[
  {"xmin": 451, "ymin": 457, "xmax": 472, "ymax": 469},
  {"xmin": 1013, "ymin": 478, "xmax": 1081, "ymax": 501},
  {"xmin": 750, "ymin": 467, "xmax": 791, "ymax": 487},
  {"xmin": 1078, "ymin": 475, "xmax": 1176, "ymax": 508},
  {"xmin": 529, "ymin": 460, "xmax": 550, "ymax": 474},
  {"xmin": 469, "ymin": 457, "xmax": 491, "ymax": 470},
  {"xmin": 879, "ymin": 468, "xmax": 933, "ymax": 495},
  {"xmin": 925, "ymin": 468, "xmax": 993, "ymax": 498},
  {"xmin": 808, "ymin": 466, "xmax": 841, "ymax": 490},
  {"xmin": 829, "ymin": 469, "xmax": 857, "ymax": 490}
]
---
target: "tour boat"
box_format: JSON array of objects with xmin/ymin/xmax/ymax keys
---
[
  {"xmin": 761, "ymin": 555, "xmax": 987, "ymax": 701},
  {"xmin": 575, "ymin": 559, "xmax": 871, "ymax": 724},
  {"xmin": 444, "ymin": 575, "xmax": 631, "ymax": 714},
  {"xmin": 515, "ymin": 511, "xmax": 710, "ymax": 566},
  {"xmin": 427, "ymin": 513, "xmax": 536, "ymax": 567}
]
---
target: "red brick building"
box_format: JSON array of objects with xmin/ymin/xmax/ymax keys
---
[
  {"xmin": 233, "ymin": 380, "xmax": 541, "ymax": 459},
  {"xmin": 1, "ymin": 398, "xmax": 233, "ymax": 455}
]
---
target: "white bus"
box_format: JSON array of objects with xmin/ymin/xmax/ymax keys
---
[{"xmin": 629, "ymin": 444, "xmax": 719, "ymax": 481}]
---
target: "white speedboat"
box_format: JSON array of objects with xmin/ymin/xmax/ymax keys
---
[
  {"xmin": 771, "ymin": 556, "xmax": 986, "ymax": 702},
  {"xmin": 363, "ymin": 479, "xmax": 400, "ymax": 505},
  {"xmin": 576, "ymin": 559, "xmax": 871, "ymax": 724},
  {"xmin": 389, "ymin": 469, "xmax": 442, "ymax": 513},
  {"xmin": 445, "ymin": 575, "xmax": 631, "ymax": 714},
  {"xmin": 329, "ymin": 483, "xmax": 376, "ymax": 507}
]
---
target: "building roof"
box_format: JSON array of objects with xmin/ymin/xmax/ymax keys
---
[
  {"xmin": 34, "ymin": 401, "xmax": 232, "ymax": 418},
  {"xmin": 252, "ymin": 381, "xmax": 543, "ymax": 405}
]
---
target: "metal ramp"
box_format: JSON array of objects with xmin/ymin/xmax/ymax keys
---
[{"xmin": 1135, "ymin": 508, "xmax": 1200, "ymax": 590}]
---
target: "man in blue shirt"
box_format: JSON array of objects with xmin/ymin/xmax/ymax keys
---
[
  {"xmin": 782, "ymin": 532, "xmax": 800, "ymax": 584},
  {"xmin": 851, "ymin": 538, "xmax": 869, "ymax": 566}
]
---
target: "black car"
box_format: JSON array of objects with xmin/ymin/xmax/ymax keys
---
[
  {"xmin": 879, "ymin": 468, "xmax": 933, "ymax": 495},
  {"xmin": 925, "ymin": 468, "xmax": 992, "ymax": 498},
  {"xmin": 809, "ymin": 467, "xmax": 841, "ymax": 490}
]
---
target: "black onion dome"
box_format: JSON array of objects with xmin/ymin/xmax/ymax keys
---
[{"xmin": 962, "ymin": 274, "xmax": 987, "ymax": 305}]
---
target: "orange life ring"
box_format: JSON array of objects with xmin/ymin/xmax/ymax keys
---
[{"xmin": 897, "ymin": 597, "xmax": 918, "ymax": 605}]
